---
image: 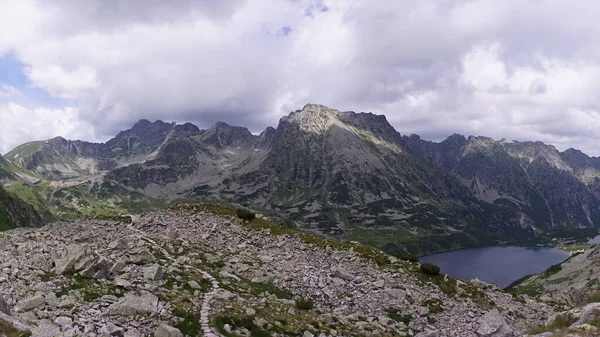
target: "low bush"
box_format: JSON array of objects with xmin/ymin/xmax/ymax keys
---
[
  {"xmin": 585, "ymin": 292, "xmax": 600, "ymax": 304},
  {"xmin": 420, "ymin": 262, "xmax": 440, "ymax": 276},
  {"xmin": 544, "ymin": 263, "xmax": 562, "ymax": 277},
  {"xmin": 397, "ymin": 252, "xmax": 419, "ymax": 263},
  {"xmin": 295, "ymin": 298, "xmax": 314, "ymax": 310},
  {"xmin": 236, "ymin": 208, "xmax": 256, "ymax": 221}
]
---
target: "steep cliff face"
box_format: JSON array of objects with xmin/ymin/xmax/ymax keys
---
[
  {"xmin": 403, "ymin": 134, "xmax": 600, "ymax": 232},
  {"xmin": 0, "ymin": 185, "xmax": 43, "ymax": 230}
]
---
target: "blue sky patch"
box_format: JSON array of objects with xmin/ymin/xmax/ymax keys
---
[{"xmin": 0, "ymin": 52, "xmax": 69, "ymax": 108}]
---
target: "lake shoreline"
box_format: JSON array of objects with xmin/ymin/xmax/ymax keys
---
[
  {"xmin": 417, "ymin": 229, "xmax": 600, "ymax": 258},
  {"xmin": 420, "ymin": 245, "xmax": 571, "ymax": 289}
]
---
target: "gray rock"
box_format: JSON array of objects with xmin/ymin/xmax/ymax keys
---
[
  {"xmin": 567, "ymin": 287, "xmax": 585, "ymax": 307},
  {"xmin": 166, "ymin": 228, "xmax": 179, "ymax": 239},
  {"xmin": 143, "ymin": 264, "xmax": 164, "ymax": 280},
  {"xmin": 333, "ymin": 268, "xmax": 354, "ymax": 281},
  {"xmin": 82, "ymin": 257, "xmax": 111, "ymax": 279},
  {"xmin": 59, "ymin": 297, "xmax": 75, "ymax": 309},
  {"xmin": 0, "ymin": 312, "xmax": 32, "ymax": 332},
  {"xmin": 155, "ymin": 324, "xmax": 184, "ymax": 337},
  {"xmin": 570, "ymin": 302, "xmax": 600, "ymax": 327},
  {"xmin": 98, "ymin": 322, "xmax": 125, "ymax": 336},
  {"xmin": 54, "ymin": 245, "xmax": 85, "ymax": 274},
  {"xmin": 54, "ymin": 316, "xmax": 73, "ymax": 329},
  {"xmin": 15, "ymin": 293, "xmax": 46, "ymax": 312},
  {"xmin": 30, "ymin": 323, "xmax": 61, "ymax": 337},
  {"xmin": 0, "ymin": 293, "xmax": 10, "ymax": 315},
  {"xmin": 124, "ymin": 328, "xmax": 142, "ymax": 337},
  {"xmin": 187, "ymin": 280, "xmax": 201, "ymax": 289},
  {"xmin": 108, "ymin": 291, "xmax": 159, "ymax": 316},
  {"xmin": 475, "ymin": 309, "xmax": 513, "ymax": 337},
  {"xmin": 129, "ymin": 248, "xmax": 155, "ymax": 265}
]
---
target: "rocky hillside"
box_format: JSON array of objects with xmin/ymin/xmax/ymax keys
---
[
  {"xmin": 505, "ymin": 244, "xmax": 600, "ymax": 336},
  {"xmin": 0, "ymin": 205, "xmax": 558, "ymax": 337},
  {"xmin": 403, "ymin": 134, "xmax": 600, "ymax": 232},
  {"xmin": 508, "ymin": 245, "xmax": 600, "ymax": 308},
  {"xmin": 0, "ymin": 185, "xmax": 42, "ymax": 230},
  {"xmin": 3, "ymin": 104, "xmax": 600, "ymax": 255}
]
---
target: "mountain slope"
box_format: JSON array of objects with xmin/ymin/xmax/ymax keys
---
[
  {"xmin": 403, "ymin": 135, "xmax": 600, "ymax": 231},
  {"xmin": 0, "ymin": 185, "xmax": 43, "ymax": 230},
  {"xmin": 3, "ymin": 104, "xmax": 600, "ymax": 255}
]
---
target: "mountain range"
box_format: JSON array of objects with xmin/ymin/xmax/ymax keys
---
[{"xmin": 2, "ymin": 103, "xmax": 600, "ymax": 255}]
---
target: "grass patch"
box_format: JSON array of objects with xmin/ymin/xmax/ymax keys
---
[
  {"xmin": 215, "ymin": 316, "xmax": 270, "ymax": 337},
  {"xmin": 508, "ymin": 284, "xmax": 544, "ymax": 298},
  {"xmin": 527, "ymin": 312, "xmax": 577, "ymax": 334},
  {"xmin": 585, "ymin": 292, "xmax": 600, "ymax": 304},
  {"xmin": 58, "ymin": 273, "xmax": 123, "ymax": 301},
  {"xmin": 295, "ymin": 299, "xmax": 314, "ymax": 310},
  {"xmin": 40, "ymin": 272, "xmax": 55, "ymax": 282},
  {"xmin": 246, "ymin": 281, "xmax": 293, "ymax": 300},
  {"xmin": 385, "ymin": 308, "xmax": 411, "ymax": 325},
  {"xmin": 173, "ymin": 308, "xmax": 202, "ymax": 336},
  {"xmin": 422, "ymin": 299, "xmax": 444, "ymax": 314}
]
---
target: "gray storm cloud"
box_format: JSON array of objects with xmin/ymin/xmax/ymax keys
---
[{"xmin": 2, "ymin": 0, "xmax": 600, "ymax": 155}]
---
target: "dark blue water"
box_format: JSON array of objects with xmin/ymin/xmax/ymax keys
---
[{"xmin": 420, "ymin": 246, "xmax": 569, "ymax": 289}]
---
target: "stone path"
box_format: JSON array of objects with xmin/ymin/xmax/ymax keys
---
[
  {"xmin": 127, "ymin": 220, "xmax": 223, "ymax": 337},
  {"xmin": 200, "ymin": 271, "xmax": 220, "ymax": 337}
]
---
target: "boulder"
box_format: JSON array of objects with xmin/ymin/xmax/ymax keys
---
[
  {"xmin": 54, "ymin": 245, "xmax": 86, "ymax": 274},
  {"xmin": 54, "ymin": 316, "xmax": 73, "ymax": 330},
  {"xmin": 143, "ymin": 264, "xmax": 164, "ymax": 280},
  {"xmin": 82, "ymin": 257, "xmax": 111, "ymax": 279},
  {"xmin": 0, "ymin": 293, "xmax": 10, "ymax": 315},
  {"xmin": 129, "ymin": 248, "xmax": 155, "ymax": 265},
  {"xmin": 570, "ymin": 303, "xmax": 600, "ymax": 328},
  {"xmin": 166, "ymin": 228, "xmax": 179, "ymax": 239},
  {"xmin": 15, "ymin": 293, "xmax": 46, "ymax": 312},
  {"xmin": 475, "ymin": 309, "xmax": 513, "ymax": 337},
  {"xmin": 0, "ymin": 312, "xmax": 32, "ymax": 333},
  {"xmin": 333, "ymin": 267, "xmax": 354, "ymax": 281},
  {"xmin": 567, "ymin": 287, "xmax": 585, "ymax": 307},
  {"xmin": 98, "ymin": 322, "xmax": 125, "ymax": 336},
  {"xmin": 155, "ymin": 324, "xmax": 183, "ymax": 337},
  {"xmin": 30, "ymin": 321, "xmax": 61, "ymax": 337},
  {"xmin": 108, "ymin": 291, "xmax": 159, "ymax": 316}
]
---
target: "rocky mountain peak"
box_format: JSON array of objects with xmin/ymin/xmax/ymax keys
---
[
  {"xmin": 283, "ymin": 103, "xmax": 343, "ymax": 133},
  {"xmin": 444, "ymin": 133, "xmax": 467, "ymax": 144},
  {"xmin": 202, "ymin": 121, "xmax": 256, "ymax": 148}
]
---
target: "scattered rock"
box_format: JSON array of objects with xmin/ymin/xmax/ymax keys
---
[
  {"xmin": 476, "ymin": 309, "xmax": 513, "ymax": 337},
  {"xmin": 155, "ymin": 324, "xmax": 183, "ymax": 337},
  {"xmin": 108, "ymin": 291, "xmax": 159, "ymax": 316}
]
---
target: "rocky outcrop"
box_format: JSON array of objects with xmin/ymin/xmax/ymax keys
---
[{"xmin": 0, "ymin": 207, "xmax": 558, "ymax": 336}]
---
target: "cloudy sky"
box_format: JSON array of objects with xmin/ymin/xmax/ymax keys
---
[{"xmin": 2, "ymin": 0, "xmax": 600, "ymax": 155}]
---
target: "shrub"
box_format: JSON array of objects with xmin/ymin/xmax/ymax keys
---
[
  {"xmin": 544, "ymin": 263, "xmax": 562, "ymax": 277},
  {"xmin": 420, "ymin": 263, "xmax": 440, "ymax": 276},
  {"xmin": 295, "ymin": 298, "xmax": 314, "ymax": 310},
  {"xmin": 236, "ymin": 208, "xmax": 256, "ymax": 221},
  {"xmin": 586, "ymin": 292, "xmax": 600, "ymax": 304},
  {"xmin": 398, "ymin": 252, "xmax": 419, "ymax": 263}
]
